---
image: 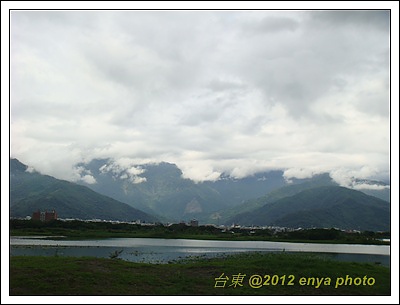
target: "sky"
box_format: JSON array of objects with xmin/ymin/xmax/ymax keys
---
[
  {"xmin": 7, "ymin": 7, "xmax": 395, "ymax": 189},
  {"xmin": 2, "ymin": 3, "xmax": 400, "ymax": 303}
]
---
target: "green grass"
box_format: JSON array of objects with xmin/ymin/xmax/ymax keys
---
[{"xmin": 10, "ymin": 252, "xmax": 390, "ymax": 295}]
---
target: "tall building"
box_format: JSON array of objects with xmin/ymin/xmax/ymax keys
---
[
  {"xmin": 190, "ymin": 219, "xmax": 199, "ymax": 227},
  {"xmin": 32, "ymin": 210, "xmax": 57, "ymax": 222}
]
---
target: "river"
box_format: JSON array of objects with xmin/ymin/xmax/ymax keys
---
[{"xmin": 10, "ymin": 237, "xmax": 390, "ymax": 266}]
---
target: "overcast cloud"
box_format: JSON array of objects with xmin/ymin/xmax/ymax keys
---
[{"xmin": 10, "ymin": 10, "xmax": 391, "ymax": 188}]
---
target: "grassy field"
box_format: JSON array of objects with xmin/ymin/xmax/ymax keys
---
[{"xmin": 10, "ymin": 252, "xmax": 390, "ymax": 296}]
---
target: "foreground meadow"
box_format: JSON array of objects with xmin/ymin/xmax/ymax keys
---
[{"xmin": 10, "ymin": 252, "xmax": 390, "ymax": 296}]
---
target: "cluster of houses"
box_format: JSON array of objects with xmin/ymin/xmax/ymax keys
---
[
  {"xmin": 27, "ymin": 210, "xmax": 352, "ymax": 235},
  {"xmin": 21, "ymin": 211, "xmax": 364, "ymax": 235},
  {"xmin": 27, "ymin": 209, "xmax": 202, "ymax": 227},
  {"xmin": 25, "ymin": 210, "xmax": 288, "ymax": 233}
]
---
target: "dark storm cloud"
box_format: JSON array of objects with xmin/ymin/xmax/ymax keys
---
[{"xmin": 308, "ymin": 10, "xmax": 390, "ymax": 31}]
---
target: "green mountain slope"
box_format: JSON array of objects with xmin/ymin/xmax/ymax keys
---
[
  {"xmin": 228, "ymin": 186, "xmax": 390, "ymax": 231},
  {"xmin": 76, "ymin": 159, "xmax": 390, "ymax": 224},
  {"xmin": 222, "ymin": 173, "xmax": 337, "ymax": 223},
  {"xmin": 77, "ymin": 159, "xmax": 288, "ymax": 222},
  {"xmin": 10, "ymin": 159, "xmax": 157, "ymax": 222}
]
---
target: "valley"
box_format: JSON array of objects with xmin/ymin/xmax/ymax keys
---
[{"xmin": 10, "ymin": 158, "xmax": 391, "ymax": 232}]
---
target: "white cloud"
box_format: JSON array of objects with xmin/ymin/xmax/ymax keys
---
[
  {"xmin": 98, "ymin": 159, "xmax": 147, "ymax": 184},
  {"xmin": 352, "ymin": 183, "xmax": 389, "ymax": 191},
  {"xmin": 126, "ymin": 166, "xmax": 145, "ymax": 177},
  {"xmin": 283, "ymin": 168, "xmax": 317, "ymax": 182},
  {"xmin": 129, "ymin": 176, "xmax": 147, "ymax": 184},
  {"xmin": 25, "ymin": 166, "xmax": 36, "ymax": 173},
  {"xmin": 329, "ymin": 166, "xmax": 388, "ymax": 189},
  {"xmin": 9, "ymin": 10, "xmax": 391, "ymax": 185},
  {"xmin": 81, "ymin": 174, "xmax": 96, "ymax": 185}
]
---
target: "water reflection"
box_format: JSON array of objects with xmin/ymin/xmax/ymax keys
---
[{"xmin": 10, "ymin": 237, "xmax": 390, "ymax": 266}]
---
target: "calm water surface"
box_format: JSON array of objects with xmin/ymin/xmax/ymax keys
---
[{"xmin": 10, "ymin": 237, "xmax": 390, "ymax": 266}]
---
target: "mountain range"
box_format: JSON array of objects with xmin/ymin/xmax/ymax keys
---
[
  {"xmin": 75, "ymin": 158, "xmax": 289, "ymax": 222},
  {"xmin": 10, "ymin": 159, "xmax": 157, "ymax": 222},
  {"xmin": 228, "ymin": 186, "xmax": 390, "ymax": 231},
  {"xmin": 9, "ymin": 158, "xmax": 390, "ymax": 231}
]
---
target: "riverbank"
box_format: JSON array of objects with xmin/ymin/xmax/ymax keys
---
[
  {"xmin": 10, "ymin": 219, "xmax": 390, "ymax": 245},
  {"xmin": 10, "ymin": 252, "xmax": 390, "ymax": 295}
]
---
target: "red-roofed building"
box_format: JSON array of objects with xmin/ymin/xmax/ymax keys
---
[{"xmin": 32, "ymin": 210, "xmax": 57, "ymax": 222}]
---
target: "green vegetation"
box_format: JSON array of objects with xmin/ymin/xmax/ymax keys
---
[
  {"xmin": 11, "ymin": 158, "xmax": 390, "ymax": 231},
  {"xmin": 229, "ymin": 186, "xmax": 390, "ymax": 232},
  {"xmin": 222, "ymin": 173, "xmax": 337, "ymax": 221},
  {"xmin": 10, "ymin": 219, "xmax": 390, "ymax": 244},
  {"xmin": 10, "ymin": 158, "xmax": 157, "ymax": 222},
  {"xmin": 10, "ymin": 252, "xmax": 390, "ymax": 295},
  {"xmin": 75, "ymin": 159, "xmax": 288, "ymax": 222}
]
